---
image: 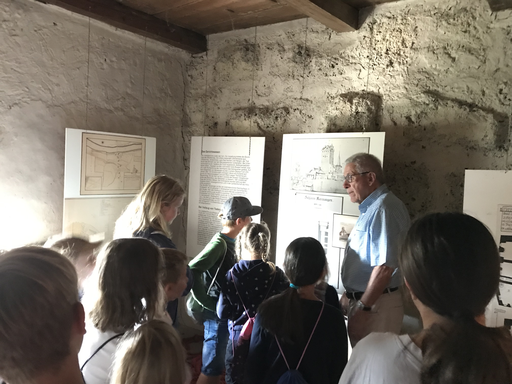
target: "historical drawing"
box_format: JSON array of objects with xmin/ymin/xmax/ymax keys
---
[
  {"xmin": 332, "ymin": 214, "xmax": 359, "ymax": 249},
  {"xmin": 80, "ymin": 132, "xmax": 145, "ymax": 195},
  {"xmin": 289, "ymin": 137, "xmax": 370, "ymax": 193}
]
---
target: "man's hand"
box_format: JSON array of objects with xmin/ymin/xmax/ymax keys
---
[
  {"xmin": 360, "ymin": 264, "xmax": 394, "ymax": 307},
  {"xmin": 340, "ymin": 291, "xmax": 350, "ymax": 316},
  {"xmin": 347, "ymin": 308, "xmax": 371, "ymax": 347}
]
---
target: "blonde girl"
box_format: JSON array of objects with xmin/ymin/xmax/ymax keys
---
[
  {"xmin": 110, "ymin": 320, "xmax": 191, "ymax": 384},
  {"xmin": 114, "ymin": 175, "xmax": 192, "ymax": 324},
  {"xmin": 217, "ymin": 222, "xmax": 289, "ymax": 384}
]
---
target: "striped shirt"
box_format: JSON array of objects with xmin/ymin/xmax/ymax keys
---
[{"xmin": 341, "ymin": 185, "xmax": 410, "ymax": 292}]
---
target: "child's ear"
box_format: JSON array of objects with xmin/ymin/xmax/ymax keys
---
[{"xmin": 163, "ymin": 283, "xmax": 174, "ymax": 301}]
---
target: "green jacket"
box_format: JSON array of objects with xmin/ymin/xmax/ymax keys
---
[{"xmin": 189, "ymin": 233, "xmax": 236, "ymax": 312}]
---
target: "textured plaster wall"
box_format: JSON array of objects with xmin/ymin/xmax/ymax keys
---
[
  {"xmin": 0, "ymin": 0, "xmax": 189, "ymax": 249},
  {"xmin": 185, "ymin": 0, "xmax": 512, "ymax": 256}
]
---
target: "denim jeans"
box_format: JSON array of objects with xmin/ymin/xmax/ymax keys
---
[{"xmin": 201, "ymin": 309, "xmax": 229, "ymax": 376}]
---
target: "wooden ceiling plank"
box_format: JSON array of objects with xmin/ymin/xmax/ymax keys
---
[
  {"xmin": 154, "ymin": 0, "xmax": 270, "ymax": 19},
  {"xmin": 201, "ymin": 5, "xmax": 306, "ymax": 34},
  {"xmin": 39, "ymin": 0, "xmax": 207, "ymax": 53},
  {"xmin": 279, "ymin": 0, "xmax": 359, "ymax": 32},
  {"xmin": 158, "ymin": 0, "xmax": 282, "ymax": 26}
]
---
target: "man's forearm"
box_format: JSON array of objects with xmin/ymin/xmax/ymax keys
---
[{"xmin": 360, "ymin": 264, "xmax": 393, "ymax": 307}]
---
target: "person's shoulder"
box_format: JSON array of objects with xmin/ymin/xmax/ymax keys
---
[
  {"xmin": 199, "ymin": 233, "xmax": 227, "ymax": 255},
  {"xmin": 321, "ymin": 300, "xmax": 344, "ymax": 321},
  {"xmin": 209, "ymin": 233, "xmax": 228, "ymax": 247},
  {"xmin": 354, "ymin": 332, "xmax": 409, "ymax": 358}
]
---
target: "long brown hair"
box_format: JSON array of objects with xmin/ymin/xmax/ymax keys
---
[
  {"xmin": 400, "ymin": 212, "xmax": 512, "ymax": 384},
  {"xmin": 89, "ymin": 238, "xmax": 164, "ymax": 332}
]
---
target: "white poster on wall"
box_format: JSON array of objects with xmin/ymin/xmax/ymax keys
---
[
  {"xmin": 276, "ymin": 132, "xmax": 385, "ymax": 290},
  {"xmin": 464, "ymin": 170, "xmax": 512, "ymax": 331},
  {"xmin": 63, "ymin": 128, "xmax": 156, "ymax": 241},
  {"xmin": 186, "ymin": 136, "xmax": 265, "ymax": 258}
]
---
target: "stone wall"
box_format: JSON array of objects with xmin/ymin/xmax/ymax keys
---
[
  {"xmin": 185, "ymin": 0, "xmax": 512, "ymax": 256},
  {"xmin": 0, "ymin": 0, "xmax": 189, "ymax": 249}
]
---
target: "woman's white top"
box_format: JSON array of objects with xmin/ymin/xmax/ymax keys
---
[
  {"xmin": 79, "ymin": 325, "xmax": 122, "ymax": 384},
  {"xmin": 339, "ymin": 333, "xmax": 422, "ymax": 384}
]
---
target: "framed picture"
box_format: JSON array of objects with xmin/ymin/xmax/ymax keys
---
[{"xmin": 332, "ymin": 213, "xmax": 358, "ymax": 249}]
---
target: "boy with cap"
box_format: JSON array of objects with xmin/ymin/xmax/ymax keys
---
[{"xmin": 189, "ymin": 196, "xmax": 262, "ymax": 384}]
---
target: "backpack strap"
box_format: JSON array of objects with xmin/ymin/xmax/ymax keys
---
[
  {"xmin": 206, "ymin": 237, "xmax": 228, "ymax": 295},
  {"xmin": 275, "ymin": 302, "xmax": 325, "ymax": 371},
  {"xmin": 80, "ymin": 332, "xmax": 124, "ymax": 371}
]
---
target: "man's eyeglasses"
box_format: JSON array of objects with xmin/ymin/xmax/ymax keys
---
[{"xmin": 343, "ymin": 171, "xmax": 370, "ymax": 183}]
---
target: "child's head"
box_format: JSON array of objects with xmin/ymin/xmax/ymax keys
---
[
  {"xmin": 47, "ymin": 236, "xmax": 102, "ymax": 290},
  {"xmin": 161, "ymin": 249, "xmax": 189, "ymax": 302},
  {"xmin": 0, "ymin": 247, "xmax": 85, "ymax": 384},
  {"xmin": 111, "ymin": 320, "xmax": 190, "ymax": 384},
  {"xmin": 89, "ymin": 238, "xmax": 164, "ymax": 332},
  {"xmin": 236, "ymin": 221, "xmax": 271, "ymax": 262},
  {"xmin": 218, "ymin": 196, "xmax": 262, "ymax": 229},
  {"xmin": 115, "ymin": 175, "xmax": 185, "ymax": 238},
  {"xmin": 284, "ymin": 237, "xmax": 326, "ymax": 287}
]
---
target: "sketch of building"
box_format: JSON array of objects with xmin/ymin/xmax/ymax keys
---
[
  {"xmin": 290, "ymin": 137, "xmax": 370, "ymax": 193},
  {"xmin": 80, "ymin": 132, "xmax": 146, "ymax": 195}
]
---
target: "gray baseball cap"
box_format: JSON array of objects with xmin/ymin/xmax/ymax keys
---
[{"xmin": 220, "ymin": 197, "xmax": 263, "ymax": 220}]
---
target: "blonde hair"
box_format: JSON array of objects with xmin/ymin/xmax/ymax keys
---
[
  {"xmin": 88, "ymin": 238, "xmax": 165, "ymax": 333},
  {"xmin": 0, "ymin": 247, "xmax": 78, "ymax": 384},
  {"xmin": 110, "ymin": 320, "xmax": 190, "ymax": 384},
  {"xmin": 114, "ymin": 175, "xmax": 185, "ymax": 238},
  {"xmin": 161, "ymin": 248, "xmax": 188, "ymax": 285},
  {"xmin": 236, "ymin": 222, "xmax": 274, "ymax": 271}
]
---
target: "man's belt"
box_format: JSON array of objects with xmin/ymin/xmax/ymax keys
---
[{"xmin": 345, "ymin": 286, "xmax": 399, "ymax": 301}]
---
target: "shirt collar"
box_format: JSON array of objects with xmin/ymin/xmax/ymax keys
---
[
  {"xmin": 359, "ymin": 184, "xmax": 388, "ymax": 213},
  {"xmin": 220, "ymin": 233, "xmax": 236, "ymax": 243}
]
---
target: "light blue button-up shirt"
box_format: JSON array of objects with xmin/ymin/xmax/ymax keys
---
[{"xmin": 341, "ymin": 185, "xmax": 410, "ymax": 292}]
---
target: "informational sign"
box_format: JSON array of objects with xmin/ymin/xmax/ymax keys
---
[
  {"xmin": 186, "ymin": 136, "xmax": 265, "ymax": 258},
  {"xmin": 464, "ymin": 170, "xmax": 512, "ymax": 331},
  {"xmin": 276, "ymin": 132, "xmax": 385, "ymax": 290},
  {"xmin": 63, "ymin": 128, "xmax": 156, "ymax": 241}
]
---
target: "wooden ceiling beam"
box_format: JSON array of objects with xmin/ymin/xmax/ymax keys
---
[
  {"xmin": 486, "ymin": 0, "xmax": 512, "ymax": 11},
  {"xmin": 279, "ymin": 0, "xmax": 359, "ymax": 32},
  {"xmin": 37, "ymin": 0, "xmax": 207, "ymax": 53}
]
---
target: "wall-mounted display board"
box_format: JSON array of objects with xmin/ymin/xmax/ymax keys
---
[
  {"xmin": 186, "ymin": 136, "xmax": 265, "ymax": 258},
  {"xmin": 275, "ymin": 132, "xmax": 385, "ymax": 290},
  {"xmin": 63, "ymin": 128, "xmax": 156, "ymax": 241},
  {"xmin": 464, "ymin": 170, "xmax": 512, "ymax": 331}
]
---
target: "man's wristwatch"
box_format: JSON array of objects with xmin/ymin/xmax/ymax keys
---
[{"xmin": 356, "ymin": 300, "xmax": 372, "ymax": 312}]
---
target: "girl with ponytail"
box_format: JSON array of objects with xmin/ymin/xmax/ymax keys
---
[
  {"xmin": 245, "ymin": 237, "xmax": 348, "ymax": 384},
  {"xmin": 217, "ymin": 222, "xmax": 289, "ymax": 384},
  {"xmin": 340, "ymin": 212, "xmax": 512, "ymax": 384}
]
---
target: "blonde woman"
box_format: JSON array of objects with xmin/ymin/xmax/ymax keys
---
[
  {"xmin": 78, "ymin": 238, "xmax": 166, "ymax": 384},
  {"xmin": 110, "ymin": 320, "xmax": 191, "ymax": 384},
  {"xmin": 114, "ymin": 175, "xmax": 193, "ymax": 323}
]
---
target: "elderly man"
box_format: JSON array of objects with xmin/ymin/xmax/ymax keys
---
[{"xmin": 340, "ymin": 153, "xmax": 410, "ymax": 346}]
